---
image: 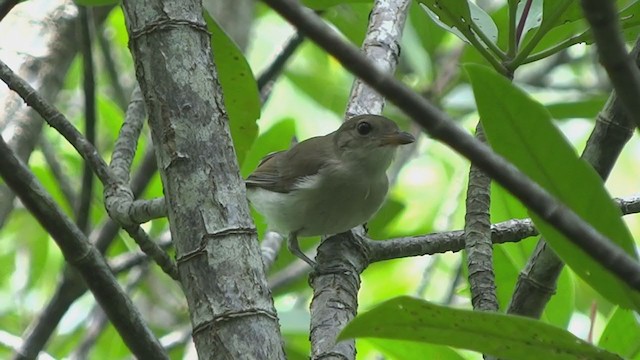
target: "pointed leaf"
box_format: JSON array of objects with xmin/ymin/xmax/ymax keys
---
[
  {"xmin": 466, "ymin": 64, "xmax": 640, "ymax": 310},
  {"xmin": 340, "ymin": 296, "xmax": 621, "ymax": 360},
  {"xmin": 204, "ymin": 12, "xmax": 259, "ymax": 165}
]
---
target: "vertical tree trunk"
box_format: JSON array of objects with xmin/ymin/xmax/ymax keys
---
[{"xmin": 122, "ymin": 1, "xmax": 285, "ymax": 358}]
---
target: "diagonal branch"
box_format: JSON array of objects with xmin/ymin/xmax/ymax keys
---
[
  {"xmin": 15, "ymin": 146, "xmax": 161, "ymax": 360},
  {"xmin": 76, "ymin": 6, "xmax": 97, "ymax": 234},
  {"xmin": 0, "ymin": 136, "xmax": 168, "ymax": 360},
  {"xmin": 261, "ymin": 0, "xmax": 640, "ymax": 290},
  {"xmin": 580, "ymin": 0, "xmax": 640, "ymax": 129},
  {"xmin": 0, "ymin": 59, "xmax": 177, "ymax": 279}
]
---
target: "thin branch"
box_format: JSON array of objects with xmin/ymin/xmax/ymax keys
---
[
  {"xmin": 257, "ymin": 31, "xmax": 305, "ymax": 102},
  {"xmin": 0, "ymin": 60, "xmax": 177, "ymax": 279},
  {"xmin": 261, "ymin": 0, "xmax": 640, "ymax": 290},
  {"xmin": 0, "ymin": 137, "xmax": 167, "ymax": 359},
  {"xmin": 16, "ymin": 144, "xmax": 160, "ymax": 360},
  {"xmin": 414, "ymin": 256, "xmax": 440, "ymax": 297},
  {"xmin": 369, "ymin": 218, "xmax": 535, "ymax": 262},
  {"xmin": 369, "ymin": 193, "xmax": 640, "ymax": 262},
  {"xmin": 0, "ymin": 0, "xmax": 96, "ymax": 228},
  {"xmin": 261, "ymin": 231, "xmax": 286, "ymax": 271},
  {"xmin": 515, "ymin": 0, "xmax": 533, "ymax": 48},
  {"xmin": 76, "ymin": 6, "xmax": 97, "ymax": 234},
  {"xmin": 39, "ymin": 137, "xmax": 77, "ymax": 208},
  {"xmin": 580, "ymin": 0, "xmax": 640, "ymax": 129},
  {"xmin": 13, "ymin": 270, "xmax": 86, "ymax": 360},
  {"xmin": 463, "ymin": 124, "xmax": 498, "ymax": 312},
  {"xmin": 507, "ymin": 1, "xmax": 573, "ymax": 69},
  {"xmin": 95, "ymin": 17, "xmax": 129, "ymax": 109},
  {"xmin": 72, "ymin": 265, "xmax": 150, "ymax": 360}
]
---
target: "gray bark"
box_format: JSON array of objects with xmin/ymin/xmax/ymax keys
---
[{"xmin": 121, "ymin": 1, "xmax": 285, "ymax": 358}]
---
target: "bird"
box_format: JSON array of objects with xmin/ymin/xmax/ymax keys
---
[{"xmin": 245, "ymin": 114, "xmax": 415, "ymax": 266}]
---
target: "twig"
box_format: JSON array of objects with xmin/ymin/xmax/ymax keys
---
[
  {"xmin": 39, "ymin": 137, "xmax": 77, "ymax": 208},
  {"xmin": 72, "ymin": 265, "xmax": 150, "ymax": 360},
  {"xmin": 257, "ymin": 31, "xmax": 305, "ymax": 102},
  {"xmin": 463, "ymin": 124, "xmax": 498, "ymax": 312},
  {"xmin": 95, "ymin": 17, "xmax": 129, "ymax": 109}
]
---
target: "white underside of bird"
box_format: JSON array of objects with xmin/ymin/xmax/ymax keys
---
[{"xmin": 247, "ymin": 155, "xmax": 390, "ymax": 237}]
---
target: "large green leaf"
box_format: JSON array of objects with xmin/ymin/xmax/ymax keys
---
[
  {"xmin": 204, "ymin": 12, "xmax": 260, "ymax": 165},
  {"xmin": 466, "ymin": 64, "xmax": 640, "ymax": 310},
  {"xmin": 339, "ymin": 296, "xmax": 621, "ymax": 360},
  {"xmin": 365, "ymin": 338, "xmax": 465, "ymax": 360},
  {"xmin": 599, "ymin": 307, "xmax": 640, "ymax": 359},
  {"xmin": 545, "ymin": 96, "xmax": 608, "ymax": 120}
]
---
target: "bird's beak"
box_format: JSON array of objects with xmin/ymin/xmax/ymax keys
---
[{"xmin": 380, "ymin": 131, "xmax": 415, "ymax": 146}]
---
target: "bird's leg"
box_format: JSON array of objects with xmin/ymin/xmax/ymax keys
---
[{"xmin": 287, "ymin": 231, "xmax": 316, "ymax": 267}]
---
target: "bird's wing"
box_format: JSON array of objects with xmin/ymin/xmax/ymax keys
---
[{"xmin": 246, "ymin": 136, "xmax": 332, "ymax": 193}]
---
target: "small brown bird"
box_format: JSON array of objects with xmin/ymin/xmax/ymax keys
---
[{"xmin": 246, "ymin": 114, "xmax": 415, "ymax": 266}]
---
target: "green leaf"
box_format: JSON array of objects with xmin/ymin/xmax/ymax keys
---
[
  {"xmin": 599, "ymin": 307, "xmax": 640, "ymax": 359},
  {"xmin": 340, "ymin": 296, "xmax": 621, "ymax": 360},
  {"xmin": 546, "ymin": 96, "xmax": 608, "ymax": 120},
  {"xmin": 365, "ymin": 338, "xmax": 465, "ymax": 360},
  {"xmin": 204, "ymin": 12, "xmax": 259, "ymax": 165},
  {"xmin": 418, "ymin": 0, "xmax": 473, "ymax": 44},
  {"xmin": 465, "ymin": 64, "xmax": 640, "ymax": 310},
  {"xmin": 324, "ymin": 3, "xmax": 371, "ymax": 45},
  {"xmin": 468, "ymin": 1, "xmax": 498, "ymax": 45},
  {"xmin": 241, "ymin": 117, "xmax": 296, "ymax": 178}
]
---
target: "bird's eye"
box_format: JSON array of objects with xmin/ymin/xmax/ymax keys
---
[{"xmin": 356, "ymin": 121, "xmax": 372, "ymax": 135}]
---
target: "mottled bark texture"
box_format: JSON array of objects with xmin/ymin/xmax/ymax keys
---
[
  {"xmin": 122, "ymin": 1, "xmax": 285, "ymax": 358},
  {"xmin": 310, "ymin": 0, "xmax": 411, "ymax": 359},
  {"xmin": 464, "ymin": 124, "xmax": 499, "ymax": 312}
]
